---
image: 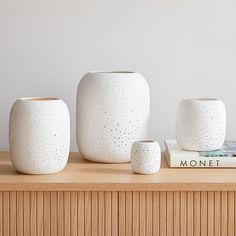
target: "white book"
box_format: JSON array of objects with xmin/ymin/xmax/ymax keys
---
[{"xmin": 165, "ymin": 139, "xmax": 236, "ymax": 168}]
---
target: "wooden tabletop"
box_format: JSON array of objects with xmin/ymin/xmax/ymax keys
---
[{"xmin": 0, "ymin": 151, "xmax": 236, "ymax": 191}]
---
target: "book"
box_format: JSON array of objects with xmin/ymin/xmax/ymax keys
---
[{"xmin": 165, "ymin": 139, "xmax": 236, "ymax": 168}]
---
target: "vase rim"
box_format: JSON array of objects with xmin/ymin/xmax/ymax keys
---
[
  {"xmin": 18, "ymin": 97, "xmax": 61, "ymax": 102},
  {"xmin": 135, "ymin": 140, "xmax": 157, "ymax": 144},
  {"xmin": 183, "ymin": 97, "xmax": 220, "ymax": 102},
  {"xmin": 88, "ymin": 70, "xmax": 136, "ymax": 74}
]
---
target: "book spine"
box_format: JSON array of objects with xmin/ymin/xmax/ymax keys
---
[{"xmin": 168, "ymin": 157, "xmax": 236, "ymax": 168}]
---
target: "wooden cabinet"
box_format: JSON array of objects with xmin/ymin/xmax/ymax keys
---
[{"xmin": 0, "ymin": 152, "xmax": 235, "ymax": 235}]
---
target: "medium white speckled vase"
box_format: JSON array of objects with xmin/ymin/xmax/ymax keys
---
[
  {"xmin": 76, "ymin": 71, "xmax": 150, "ymax": 163},
  {"xmin": 176, "ymin": 98, "xmax": 226, "ymax": 151},
  {"xmin": 9, "ymin": 97, "xmax": 70, "ymax": 174},
  {"xmin": 131, "ymin": 141, "xmax": 161, "ymax": 174}
]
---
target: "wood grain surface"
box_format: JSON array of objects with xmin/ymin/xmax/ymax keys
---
[
  {"xmin": 0, "ymin": 152, "xmax": 236, "ymax": 191},
  {"xmin": 0, "ymin": 191, "xmax": 234, "ymax": 235},
  {"xmin": 0, "ymin": 152, "xmax": 235, "ymax": 234}
]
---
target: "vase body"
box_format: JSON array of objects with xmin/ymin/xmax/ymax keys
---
[
  {"xmin": 76, "ymin": 71, "xmax": 150, "ymax": 163},
  {"xmin": 131, "ymin": 141, "xmax": 161, "ymax": 174},
  {"xmin": 175, "ymin": 98, "xmax": 226, "ymax": 151},
  {"xmin": 9, "ymin": 97, "xmax": 70, "ymax": 174}
]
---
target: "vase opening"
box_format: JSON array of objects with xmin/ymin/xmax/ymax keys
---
[
  {"xmin": 137, "ymin": 140, "xmax": 155, "ymax": 143},
  {"xmin": 19, "ymin": 97, "xmax": 60, "ymax": 101},
  {"xmin": 90, "ymin": 71, "xmax": 135, "ymax": 74},
  {"xmin": 185, "ymin": 98, "xmax": 218, "ymax": 102}
]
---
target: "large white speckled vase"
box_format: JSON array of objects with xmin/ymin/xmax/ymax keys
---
[
  {"xmin": 9, "ymin": 97, "xmax": 70, "ymax": 174},
  {"xmin": 176, "ymin": 98, "xmax": 226, "ymax": 151},
  {"xmin": 76, "ymin": 71, "xmax": 150, "ymax": 163}
]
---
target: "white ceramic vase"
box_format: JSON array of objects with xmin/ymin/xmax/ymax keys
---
[
  {"xmin": 76, "ymin": 71, "xmax": 150, "ymax": 163},
  {"xmin": 131, "ymin": 141, "xmax": 161, "ymax": 174},
  {"xmin": 176, "ymin": 98, "xmax": 226, "ymax": 151},
  {"xmin": 9, "ymin": 97, "xmax": 70, "ymax": 174}
]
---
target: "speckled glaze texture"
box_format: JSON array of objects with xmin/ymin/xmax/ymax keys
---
[
  {"xmin": 131, "ymin": 141, "xmax": 161, "ymax": 174},
  {"xmin": 9, "ymin": 98, "xmax": 70, "ymax": 174},
  {"xmin": 176, "ymin": 98, "xmax": 226, "ymax": 151},
  {"xmin": 76, "ymin": 71, "xmax": 150, "ymax": 163}
]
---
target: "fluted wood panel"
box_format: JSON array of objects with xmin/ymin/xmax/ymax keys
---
[{"xmin": 0, "ymin": 191, "xmax": 236, "ymax": 235}]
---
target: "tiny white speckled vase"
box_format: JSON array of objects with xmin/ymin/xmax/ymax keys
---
[
  {"xmin": 176, "ymin": 98, "xmax": 226, "ymax": 151},
  {"xmin": 131, "ymin": 141, "xmax": 161, "ymax": 174},
  {"xmin": 9, "ymin": 97, "xmax": 70, "ymax": 174}
]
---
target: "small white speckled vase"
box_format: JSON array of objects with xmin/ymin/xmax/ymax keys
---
[
  {"xmin": 131, "ymin": 141, "xmax": 161, "ymax": 174},
  {"xmin": 9, "ymin": 97, "xmax": 70, "ymax": 174},
  {"xmin": 176, "ymin": 98, "xmax": 226, "ymax": 151},
  {"xmin": 76, "ymin": 71, "xmax": 150, "ymax": 163}
]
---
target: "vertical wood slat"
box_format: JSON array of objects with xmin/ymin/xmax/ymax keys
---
[
  {"xmin": 70, "ymin": 192, "xmax": 78, "ymax": 236},
  {"xmin": 23, "ymin": 192, "xmax": 30, "ymax": 236},
  {"xmin": 112, "ymin": 191, "xmax": 118, "ymax": 236},
  {"xmin": 3, "ymin": 192, "xmax": 9, "ymax": 236},
  {"xmin": 153, "ymin": 191, "xmax": 160, "ymax": 236},
  {"xmin": 64, "ymin": 192, "xmax": 71, "ymax": 236},
  {"xmin": 146, "ymin": 191, "xmax": 153, "ymax": 236},
  {"xmin": 133, "ymin": 191, "xmax": 140, "ymax": 236},
  {"xmin": 187, "ymin": 192, "xmax": 194, "ymax": 236},
  {"xmin": 193, "ymin": 191, "xmax": 201, "ymax": 236},
  {"xmin": 57, "ymin": 192, "xmax": 64, "ymax": 236},
  {"xmin": 37, "ymin": 192, "xmax": 44, "ymax": 236},
  {"xmin": 10, "ymin": 192, "xmax": 16, "ymax": 236},
  {"xmin": 105, "ymin": 191, "xmax": 112, "ymax": 236},
  {"xmin": 126, "ymin": 191, "xmax": 132, "ymax": 236},
  {"xmin": 31, "ymin": 192, "xmax": 37, "ymax": 236},
  {"xmin": 50, "ymin": 192, "xmax": 57, "ymax": 236},
  {"xmin": 221, "ymin": 192, "xmax": 228, "ymax": 236},
  {"xmin": 78, "ymin": 191, "xmax": 85, "ymax": 236},
  {"xmin": 119, "ymin": 191, "xmax": 126, "ymax": 236},
  {"xmin": 174, "ymin": 191, "xmax": 180, "ymax": 236},
  {"xmin": 85, "ymin": 191, "xmax": 92, "ymax": 236},
  {"xmin": 98, "ymin": 191, "xmax": 105, "ymax": 236},
  {"xmin": 214, "ymin": 191, "xmax": 221, "ymax": 236},
  {"xmin": 91, "ymin": 192, "xmax": 98, "ymax": 236},
  {"xmin": 167, "ymin": 192, "xmax": 173, "ymax": 236},
  {"xmin": 44, "ymin": 191, "xmax": 51, "ymax": 236},
  {"xmin": 160, "ymin": 192, "xmax": 166, "ymax": 236},
  {"xmin": 140, "ymin": 191, "xmax": 146, "ymax": 236},
  {"xmin": 228, "ymin": 191, "xmax": 234, "ymax": 236},
  {"xmin": 200, "ymin": 192, "xmax": 207, "ymax": 236},
  {"xmin": 180, "ymin": 191, "xmax": 187, "ymax": 236},
  {"xmin": 17, "ymin": 192, "xmax": 24, "ymax": 236},
  {"xmin": 207, "ymin": 192, "xmax": 214, "ymax": 236}
]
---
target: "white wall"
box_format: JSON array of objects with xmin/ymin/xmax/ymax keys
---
[{"xmin": 1, "ymin": 0, "xmax": 236, "ymax": 151}]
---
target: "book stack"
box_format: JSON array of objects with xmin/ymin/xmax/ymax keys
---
[{"xmin": 165, "ymin": 139, "xmax": 236, "ymax": 168}]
